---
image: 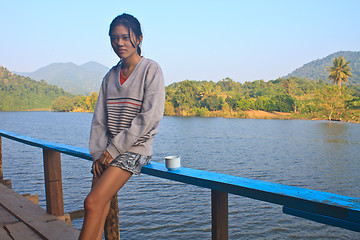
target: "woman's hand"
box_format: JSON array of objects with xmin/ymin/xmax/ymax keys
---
[{"xmin": 93, "ymin": 150, "xmax": 114, "ymax": 177}]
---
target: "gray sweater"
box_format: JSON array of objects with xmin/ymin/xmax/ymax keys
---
[{"xmin": 89, "ymin": 58, "xmax": 165, "ymax": 161}]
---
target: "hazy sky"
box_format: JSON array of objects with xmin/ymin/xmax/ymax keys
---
[{"xmin": 1, "ymin": 0, "xmax": 359, "ymax": 86}]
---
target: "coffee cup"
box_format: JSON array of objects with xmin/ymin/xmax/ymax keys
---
[{"xmin": 165, "ymin": 156, "xmax": 181, "ymax": 171}]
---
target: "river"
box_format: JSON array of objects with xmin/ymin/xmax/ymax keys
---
[{"xmin": 0, "ymin": 111, "xmax": 359, "ymax": 239}]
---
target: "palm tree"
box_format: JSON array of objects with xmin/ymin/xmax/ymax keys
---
[{"xmin": 326, "ymin": 56, "xmax": 352, "ymax": 87}]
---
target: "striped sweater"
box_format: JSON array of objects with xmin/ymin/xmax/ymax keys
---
[{"xmin": 89, "ymin": 58, "xmax": 165, "ymax": 161}]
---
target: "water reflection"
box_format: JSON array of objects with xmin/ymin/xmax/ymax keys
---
[
  {"xmin": 318, "ymin": 121, "xmax": 349, "ymax": 144},
  {"xmin": 315, "ymin": 121, "xmax": 359, "ymax": 196}
]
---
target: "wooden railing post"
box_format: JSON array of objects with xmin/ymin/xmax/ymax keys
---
[
  {"xmin": 0, "ymin": 136, "xmax": 3, "ymax": 180},
  {"xmin": 104, "ymin": 194, "xmax": 120, "ymax": 240},
  {"xmin": 211, "ymin": 189, "xmax": 228, "ymax": 240},
  {"xmin": 43, "ymin": 148, "xmax": 64, "ymax": 216},
  {"xmin": 0, "ymin": 136, "xmax": 12, "ymax": 188}
]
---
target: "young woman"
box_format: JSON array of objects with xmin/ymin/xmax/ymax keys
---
[{"xmin": 79, "ymin": 13, "xmax": 165, "ymax": 240}]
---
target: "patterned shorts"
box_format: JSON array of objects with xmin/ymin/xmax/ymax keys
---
[{"xmin": 109, "ymin": 152, "xmax": 151, "ymax": 175}]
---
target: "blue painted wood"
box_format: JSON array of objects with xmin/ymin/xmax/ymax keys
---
[
  {"xmin": 142, "ymin": 162, "xmax": 360, "ymax": 226},
  {"xmin": 283, "ymin": 207, "xmax": 360, "ymax": 232},
  {"xmin": 0, "ymin": 129, "xmax": 92, "ymax": 160},
  {"xmin": 1, "ymin": 129, "xmax": 360, "ymax": 231}
]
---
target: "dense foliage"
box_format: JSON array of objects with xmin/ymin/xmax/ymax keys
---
[
  {"xmin": 50, "ymin": 92, "xmax": 99, "ymax": 112},
  {"xmin": 164, "ymin": 77, "xmax": 360, "ymax": 122},
  {"xmin": 0, "ymin": 66, "xmax": 73, "ymax": 111}
]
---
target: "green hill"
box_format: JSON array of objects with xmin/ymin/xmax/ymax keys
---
[
  {"xmin": 284, "ymin": 51, "xmax": 360, "ymax": 85},
  {"xmin": 0, "ymin": 66, "xmax": 73, "ymax": 111}
]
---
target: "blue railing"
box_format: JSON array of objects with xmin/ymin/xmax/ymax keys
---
[{"xmin": 0, "ymin": 129, "xmax": 359, "ymax": 239}]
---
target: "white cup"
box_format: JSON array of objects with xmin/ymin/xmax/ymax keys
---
[{"xmin": 165, "ymin": 156, "xmax": 181, "ymax": 171}]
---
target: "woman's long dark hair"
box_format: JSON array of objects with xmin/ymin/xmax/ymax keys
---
[{"xmin": 109, "ymin": 13, "xmax": 142, "ymax": 56}]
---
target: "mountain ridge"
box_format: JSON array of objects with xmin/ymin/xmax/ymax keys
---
[
  {"xmin": 284, "ymin": 51, "xmax": 360, "ymax": 84},
  {"xmin": 11, "ymin": 50, "xmax": 360, "ymax": 97},
  {"xmin": 0, "ymin": 66, "xmax": 73, "ymax": 111},
  {"xmin": 14, "ymin": 61, "xmax": 109, "ymax": 95}
]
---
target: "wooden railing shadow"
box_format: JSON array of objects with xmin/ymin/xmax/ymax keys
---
[{"xmin": 1, "ymin": 129, "xmax": 359, "ymax": 240}]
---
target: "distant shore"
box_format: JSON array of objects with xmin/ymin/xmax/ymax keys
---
[
  {"xmin": 164, "ymin": 109, "xmax": 359, "ymax": 123},
  {"xmin": 4, "ymin": 109, "xmax": 359, "ymax": 124}
]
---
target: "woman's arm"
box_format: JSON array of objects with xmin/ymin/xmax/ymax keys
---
[{"xmin": 89, "ymin": 73, "xmax": 110, "ymax": 161}]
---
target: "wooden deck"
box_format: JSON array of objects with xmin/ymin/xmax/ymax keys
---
[{"xmin": 0, "ymin": 183, "xmax": 80, "ymax": 240}]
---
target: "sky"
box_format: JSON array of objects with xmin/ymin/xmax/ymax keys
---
[{"xmin": 1, "ymin": 0, "xmax": 359, "ymax": 86}]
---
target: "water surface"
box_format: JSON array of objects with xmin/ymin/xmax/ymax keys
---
[{"xmin": 1, "ymin": 112, "xmax": 359, "ymax": 239}]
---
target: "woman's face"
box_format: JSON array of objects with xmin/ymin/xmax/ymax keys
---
[{"xmin": 110, "ymin": 25, "xmax": 141, "ymax": 60}]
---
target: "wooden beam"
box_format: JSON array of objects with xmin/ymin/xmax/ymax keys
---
[
  {"xmin": 67, "ymin": 209, "xmax": 85, "ymax": 220},
  {"xmin": 0, "ymin": 129, "xmax": 92, "ymax": 160},
  {"xmin": 104, "ymin": 194, "xmax": 120, "ymax": 240},
  {"xmin": 22, "ymin": 194, "xmax": 39, "ymax": 205},
  {"xmin": 283, "ymin": 206, "xmax": 360, "ymax": 232},
  {"xmin": 0, "ymin": 136, "xmax": 3, "ymax": 180},
  {"xmin": 57, "ymin": 213, "xmax": 72, "ymax": 226},
  {"xmin": 43, "ymin": 149, "xmax": 64, "ymax": 216},
  {"xmin": 0, "ymin": 179, "xmax": 12, "ymax": 189},
  {"xmin": 211, "ymin": 190, "xmax": 228, "ymax": 240},
  {"xmin": 142, "ymin": 162, "xmax": 360, "ymax": 226}
]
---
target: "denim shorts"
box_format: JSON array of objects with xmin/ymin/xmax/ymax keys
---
[{"xmin": 109, "ymin": 152, "xmax": 151, "ymax": 175}]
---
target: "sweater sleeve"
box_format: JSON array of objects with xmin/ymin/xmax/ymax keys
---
[
  {"xmin": 106, "ymin": 64, "xmax": 165, "ymax": 159},
  {"xmin": 89, "ymin": 73, "xmax": 110, "ymax": 161}
]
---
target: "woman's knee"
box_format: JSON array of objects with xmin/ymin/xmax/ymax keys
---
[{"xmin": 84, "ymin": 193, "xmax": 102, "ymax": 213}]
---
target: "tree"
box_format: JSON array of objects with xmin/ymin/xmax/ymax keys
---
[
  {"xmin": 326, "ymin": 56, "xmax": 352, "ymax": 87},
  {"xmin": 201, "ymin": 95, "xmax": 223, "ymax": 111},
  {"xmin": 51, "ymin": 96, "xmax": 74, "ymax": 112},
  {"xmin": 271, "ymin": 94, "xmax": 295, "ymax": 112},
  {"xmin": 164, "ymin": 101, "xmax": 175, "ymax": 115},
  {"xmin": 72, "ymin": 95, "xmax": 88, "ymax": 110},
  {"xmin": 316, "ymin": 85, "xmax": 346, "ymax": 122},
  {"xmin": 86, "ymin": 92, "xmax": 98, "ymax": 111}
]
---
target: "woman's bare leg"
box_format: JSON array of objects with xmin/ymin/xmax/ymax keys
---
[
  {"xmin": 90, "ymin": 175, "xmax": 111, "ymax": 240},
  {"xmin": 95, "ymin": 200, "xmax": 110, "ymax": 240},
  {"xmin": 79, "ymin": 167, "xmax": 132, "ymax": 240}
]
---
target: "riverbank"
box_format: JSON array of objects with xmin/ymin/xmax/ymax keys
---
[
  {"xmin": 165, "ymin": 109, "xmax": 360, "ymax": 123},
  {"xmin": 3, "ymin": 109, "xmax": 359, "ymax": 123}
]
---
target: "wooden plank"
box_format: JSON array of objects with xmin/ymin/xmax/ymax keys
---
[
  {"xmin": 0, "ymin": 136, "xmax": 3, "ymax": 180},
  {"xmin": 0, "ymin": 227, "xmax": 13, "ymax": 240},
  {"xmin": 43, "ymin": 149, "xmax": 64, "ymax": 216},
  {"xmin": 67, "ymin": 209, "xmax": 85, "ymax": 220},
  {"xmin": 211, "ymin": 190, "xmax": 228, "ymax": 240},
  {"xmin": 58, "ymin": 213, "xmax": 72, "ymax": 226},
  {"xmin": 0, "ymin": 179, "xmax": 12, "ymax": 189},
  {"xmin": 23, "ymin": 194, "xmax": 39, "ymax": 205},
  {"xmin": 0, "ymin": 129, "xmax": 92, "ymax": 160},
  {"xmin": 5, "ymin": 222, "xmax": 42, "ymax": 240},
  {"xmin": 142, "ymin": 162, "xmax": 360, "ymax": 225},
  {"xmin": 0, "ymin": 206, "xmax": 18, "ymax": 226},
  {"xmin": 283, "ymin": 206, "xmax": 360, "ymax": 232},
  {"xmin": 0, "ymin": 183, "xmax": 79, "ymax": 239}
]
